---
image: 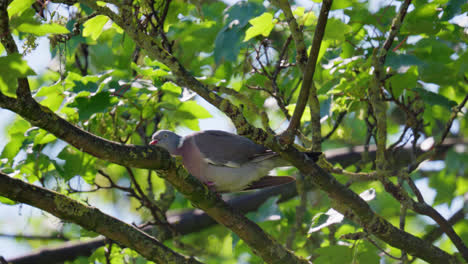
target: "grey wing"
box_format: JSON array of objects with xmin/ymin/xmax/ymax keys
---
[{"xmin": 191, "ymin": 130, "xmax": 272, "ymax": 167}]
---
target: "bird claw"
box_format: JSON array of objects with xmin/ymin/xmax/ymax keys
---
[
  {"xmin": 205, "ymin": 181, "xmax": 215, "ymax": 187},
  {"xmin": 204, "ymin": 181, "xmax": 221, "ymax": 198}
]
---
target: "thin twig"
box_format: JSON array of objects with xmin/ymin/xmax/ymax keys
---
[
  {"xmin": 273, "ymin": 0, "xmax": 308, "ymax": 71},
  {"xmin": 281, "ymin": 0, "xmax": 333, "ymax": 144},
  {"xmin": 367, "ymin": 237, "xmax": 403, "ymax": 261},
  {"xmin": 321, "ymin": 111, "xmax": 347, "ymax": 142},
  {"xmin": 0, "ymin": 233, "xmax": 68, "ymax": 241}
]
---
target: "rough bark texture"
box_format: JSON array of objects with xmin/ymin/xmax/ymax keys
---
[{"xmin": 0, "ymin": 173, "xmax": 201, "ymax": 264}]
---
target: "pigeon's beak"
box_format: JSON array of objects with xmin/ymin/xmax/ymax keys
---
[{"xmin": 149, "ymin": 140, "xmax": 158, "ymax": 145}]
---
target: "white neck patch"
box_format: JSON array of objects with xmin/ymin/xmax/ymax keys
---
[{"xmin": 177, "ymin": 137, "xmax": 185, "ymax": 149}]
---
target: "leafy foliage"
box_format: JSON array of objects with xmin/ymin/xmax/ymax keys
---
[{"xmin": 0, "ymin": 0, "xmax": 467, "ymax": 263}]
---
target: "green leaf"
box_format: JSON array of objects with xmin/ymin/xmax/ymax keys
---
[
  {"xmin": 34, "ymin": 130, "xmax": 57, "ymax": 145},
  {"xmin": 413, "ymin": 38, "xmax": 454, "ymax": 63},
  {"xmin": 389, "ymin": 66, "xmax": 418, "ymax": 97},
  {"xmin": 81, "ymin": 229, "xmax": 99, "ymax": 238},
  {"xmin": 7, "ymin": 0, "xmax": 35, "ymax": 17},
  {"xmin": 309, "ymin": 188, "xmax": 375, "ymax": 233},
  {"xmin": 441, "ymin": 0, "xmax": 466, "ymax": 21},
  {"xmin": 244, "ymin": 13, "xmax": 276, "ymax": 41},
  {"xmin": 418, "ymin": 62, "xmax": 455, "ymax": 85},
  {"xmin": 69, "ymin": 92, "xmax": 119, "ymax": 120},
  {"xmin": 340, "ymin": 41, "xmax": 353, "ymax": 59},
  {"xmin": 331, "ymin": 0, "xmax": 354, "ymax": 10},
  {"xmin": 401, "ymin": 3, "xmax": 441, "ymax": 34},
  {"xmin": 83, "ymin": 15, "xmax": 110, "ymax": 40},
  {"xmin": 36, "ymin": 81, "xmax": 63, "ymax": 97},
  {"xmin": 316, "ymin": 39, "xmax": 330, "ymax": 65},
  {"xmin": 54, "ymin": 148, "xmax": 83, "ymax": 181},
  {"xmin": 412, "ymin": 88, "xmax": 457, "ymax": 110},
  {"xmin": 308, "ymin": 209, "xmax": 344, "ymax": 233},
  {"xmin": 294, "ymin": 7, "xmax": 316, "ymax": 27},
  {"xmin": 181, "ymin": 118, "xmax": 200, "ymax": 130},
  {"xmin": 155, "ymin": 101, "xmax": 177, "ymax": 111},
  {"xmin": 354, "ymin": 241, "xmax": 380, "ymax": 263},
  {"xmin": 386, "ymin": 54, "xmax": 423, "ymax": 70},
  {"xmin": 286, "ymin": 104, "xmax": 311, "ymax": 122},
  {"xmin": 39, "ymin": 92, "xmax": 65, "ymax": 112},
  {"xmin": 17, "ymin": 23, "xmax": 70, "ymax": 36},
  {"xmin": 314, "ymin": 246, "xmax": 353, "ymax": 263},
  {"xmin": 0, "ymin": 196, "xmax": 17, "ymax": 205},
  {"xmin": 1, "ymin": 134, "xmax": 25, "ymax": 162},
  {"xmin": 246, "ymin": 196, "xmax": 281, "ymax": 222},
  {"xmin": 0, "ymin": 54, "xmax": 36, "ymax": 97},
  {"xmin": 214, "ymin": 24, "xmax": 244, "ymax": 64},
  {"xmin": 161, "ymin": 82, "xmax": 182, "ymax": 95},
  {"xmin": 214, "ymin": 1, "xmax": 264, "ymax": 63},
  {"xmin": 324, "ymin": 18, "xmax": 352, "ymax": 42},
  {"xmin": 178, "ymin": 101, "xmax": 211, "ymax": 119},
  {"xmin": 429, "ymin": 170, "xmax": 456, "ymax": 206}
]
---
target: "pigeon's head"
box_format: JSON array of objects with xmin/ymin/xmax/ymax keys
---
[{"xmin": 150, "ymin": 130, "xmax": 181, "ymax": 154}]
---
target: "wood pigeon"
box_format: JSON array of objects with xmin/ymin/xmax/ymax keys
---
[{"xmin": 150, "ymin": 130, "xmax": 320, "ymax": 193}]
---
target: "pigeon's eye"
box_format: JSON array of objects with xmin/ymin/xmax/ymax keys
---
[{"xmin": 163, "ymin": 134, "xmax": 168, "ymax": 138}]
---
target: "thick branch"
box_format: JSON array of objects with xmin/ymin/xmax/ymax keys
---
[
  {"xmin": 281, "ymin": 0, "xmax": 332, "ymax": 144},
  {"xmin": 413, "ymin": 202, "xmax": 468, "ymax": 260},
  {"xmin": 0, "ymin": 95, "xmax": 173, "ymax": 170},
  {"xmin": 0, "ymin": 95, "xmax": 308, "ymax": 263},
  {"xmin": 6, "ymin": 139, "xmax": 465, "ymax": 264},
  {"xmin": 423, "ymin": 207, "xmax": 467, "ymax": 243},
  {"xmin": 7, "ymin": 1, "xmax": 460, "ymax": 262},
  {"xmin": 0, "ymin": 172, "xmax": 201, "ymax": 264},
  {"xmin": 8, "ymin": 183, "xmax": 302, "ymax": 264},
  {"xmin": 274, "ymin": 145, "xmax": 456, "ymax": 264}
]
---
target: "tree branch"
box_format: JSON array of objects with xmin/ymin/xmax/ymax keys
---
[
  {"xmin": 4, "ymin": 1, "xmax": 460, "ymax": 262},
  {"xmin": 272, "ymin": 0, "xmax": 308, "ymax": 71},
  {"xmin": 371, "ymin": 0, "xmax": 412, "ymax": 171},
  {"xmin": 0, "ymin": 172, "xmax": 201, "ymax": 264},
  {"xmin": 280, "ymin": 0, "xmax": 332, "ymax": 144},
  {"xmin": 0, "ymin": 96, "xmax": 173, "ymax": 170},
  {"xmin": 6, "ymin": 139, "xmax": 464, "ymax": 264}
]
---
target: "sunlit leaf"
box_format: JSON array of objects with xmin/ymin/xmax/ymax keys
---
[
  {"xmin": 214, "ymin": 1, "xmax": 264, "ymax": 63},
  {"xmin": 331, "ymin": 0, "xmax": 354, "ymax": 10},
  {"xmin": 69, "ymin": 92, "xmax": 119, "ymax": 120},
  {"xmin": 0, "ymin": 196, "xmax": 17, "ymax": 205},
  {"xmin": 324, "ymin": 18, "xmax": 352, "ymax": 42},
  {"xmin": 83, "ymin": 15, "xmax": 110, "ymax": 40},
  {"xmin": 308, "ymin": 209, "xmax": 344, "ymax": 233},
  {"xmin": 7, "ymin": 0, "xmax": 35, "ymax": 17},
  {"xmin": 1, "ymin": 134, "xmax": 24, "ymax": 162},
  {"xmin": 161, "ymin": 82, "xmax": 182, "ymax": 95},
  {"xmin": 17, "ymin": 23, "xmax": 70, "ymax": 35},
  {"xmin": 286, "ymin": 104, "xmax": 311, "ymax": 122},
  {"xmin": 244, "ymin": 13, "xmax": 277, "ymax": 41},
  {"xmin": 0, "ymin": 54, "xmax": 36, "ymax": 97},
  {"xmin": 309, "ymin": 189, "xmax": 376, "ymax": 233},
  {"xmin": 178, "ymin": 101, "xmax": 211, "ymax": 119}
]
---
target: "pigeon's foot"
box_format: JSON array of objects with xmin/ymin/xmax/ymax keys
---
[{"xmin": 204, "ymin": 181, "xmax": 222, "ymax": 198}]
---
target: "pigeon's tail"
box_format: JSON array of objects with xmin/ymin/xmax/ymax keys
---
[
  {"xmin": 304, "ymin": 151, "xmax": 322, "ymax": 162},
  {"xmin": 244, "ymin": 176, "xmax": 295, "ymax": 191}
]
